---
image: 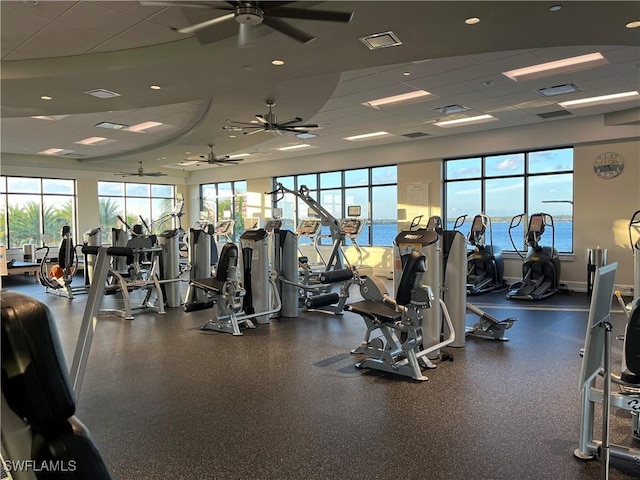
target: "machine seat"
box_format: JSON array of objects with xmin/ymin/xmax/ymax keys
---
[
  {"xmin": 189, "ymin": 277, "xmax": 224, "ymax": 295},
  {"xmin": 621, "ymin": 302, "xmax": 640, "ymax": 386},
  {"xmin": 347, "ymin": 299, "xmax": 401, "ymax": 324}
]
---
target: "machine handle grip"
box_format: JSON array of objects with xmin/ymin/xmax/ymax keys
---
[
  {"xmin": 81, "ymin": 246, "xmax": 133, "ymax": 257},
  {"xmin": 117, "ymin": 215, "xmax": 131, "ymax": 230}
]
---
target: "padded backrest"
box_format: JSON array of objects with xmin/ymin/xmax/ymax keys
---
[
  {"xmin": 396, "ymin": 250, "xmax": 426, "ymax": 307},
  {"xmin": 216, "ymin": 242, "xmax": 239, "ymax": 282},
  {"xmin": 625, "ymin": 303, "xmax": 640, "ymax": 376},
  {"xmin": 1, "ymin": 291, "xmax": 75, "ymax": 433},
  {"xmin": 1, "ymin": 291, "xmax": 113, "ymax": 479}
]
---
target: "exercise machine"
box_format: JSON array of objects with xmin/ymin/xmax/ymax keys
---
[
  {"xmin": 38, "ymin": 225, "xmax": 86, "ymax": 299},
  {"xmin": 506, "ymin": 212, "xmax": 561, "ymax": 300},
  {"xmin": 465, "ymin": 214, "xmax": 506, "ymax": 295},
  {"xmin": 629, "ymin": 210, "xmax": 640, "ymax": 309},
  {"xmin": 574, "ymin": 262, "xmax": 640, "ymax": 474},
  {"xmin": 183, "ymin": 218, "xmax": 218, "ymax": 308},
  {"xmin": 439, "ymin": 215, "xmax": 516, "ymax": 345},
  {"xmin": 347, "ymin": 245, "xmax": 456, "ymax": 382},
  {"xmin": 188, "ymin": 239, "xmax": 282, "ymax": 336},
  {"xmin": 268, "ymin": 183, "xmax": 358, "ymax": 315}
]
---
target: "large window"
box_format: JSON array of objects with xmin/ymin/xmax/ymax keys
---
[
  {"xmin": 274, "ymin": 165, "xmax": 397, "ymax": 246},
  {"xmin": 98, "ymin": 181, "xmax": 176, "ymax": 243},
  {"xmin": 444, "ymin": 147, "xmax": 573, "ymax": 253},
  {"xmin": 200, "ymin": 181, "xmax": 247, "ymax": 241},
  {"xmin": 0, "ymin": 176, "xmax": 76, "ymax": 248}
]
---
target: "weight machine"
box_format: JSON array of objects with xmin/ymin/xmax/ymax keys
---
[
  {"xmin": 268, "ymin": 183, "xmax": 358, "ymax": 315},
  {"xmin": 38, "ymin": 225, "xmax": 86, "ymax": 299},
  {"xmin": 628, "ymin": 210, "xmax": 640, "ymax": 309}
]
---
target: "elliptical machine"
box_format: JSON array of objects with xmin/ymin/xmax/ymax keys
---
[
  {"xmin": 466, "ymin": 214, "xmax": 506, "ymax": 295},
  {"xmin": 506, "ymin": 212, "xmax": 561, "ymax": 300},
  {"xmin": 628, "ymin": 210, "xmax": 640, "ymax": 309}
]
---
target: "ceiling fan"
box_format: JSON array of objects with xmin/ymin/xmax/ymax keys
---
[
  {"xmin": 140, "ymin": 1, "xmax": 354, "ymax": 47},
  {"xmin": 117, "ymin": 162, "xmax": 167, "ymax": 177},
  {"xmin": 195, "ymin": 144, "xmax": 244, "ymax": 165},
  {"xmin": 224, "ymin": 101, "xmax": 318, "ymax": 136}
]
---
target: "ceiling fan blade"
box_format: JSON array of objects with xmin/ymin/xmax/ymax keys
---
[
  {"xmin": 268, "ymin": 7, "xmax": 354, "ymax": 23},
  {"xmin": 276, "ymin": 117, "xmax": 303, "ymax": 127},
  {"xmin": 176, "ymin": 12, "xmax": 235, "ymax": 34},
  {"xmin": 254, "ymin": 115, "xmax": 269, "ymax": 125},
  {"xmin": 244, "ymin": 128, "xmax": 266, "ymax": 135},
  {"xmin": 140, "ymin": 1, "xmax": 216, "ymax": 8},
  {"xmin": 262, "ymin": 17, "xmax": 314, "ymax": 44},
  {"xmin": 291, "ymin": 123, "xmax": 319, "ymax": 129}
]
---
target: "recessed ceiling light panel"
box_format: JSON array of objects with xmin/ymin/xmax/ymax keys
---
[
  {"xmin": 31, "ymin": 115, "xmax": 69, "ymax": 121},
  {"xmin": 434, "ymin": 114, "xmax": 497, "ymax": 127},
  {"xmin": 503, "ymin": 52, "xmax": 609, "ymax": 82},
  {"xmin": 277, "ymin": 144, "xmax": 313, "ymax": 151},
  {"xmin": 364, "ymin": 90, "xmax": 432, "ymax": 108},
  {"xmin": 344, "ymin": 131, "xmax": 390, "ymax": 141},
  {"xmin": 558, "ymin": 90, "xmax": 640, "ymax": 108},
  {"xmin": 124, "ymin": 121, "xmax": 164, "ymax": 133},
  {"xmin": 359, "ymin": 31, "xmax": 402, "ymax": 50}
]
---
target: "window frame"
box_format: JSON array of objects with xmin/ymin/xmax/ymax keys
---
[
  {"xmin": 274, "ymin": 165, "xmax": 398, "ymax": 247},
  {"xmin": 1, "ymin": 175, "xmax": 77, "ymax": 248},
  {"xmin": 199, "ymin": 180, "xmax": 247, "ymax": 241},
  {"xmin": 443, "ymin": 147, "xmax": 574, "ymax": 254}
]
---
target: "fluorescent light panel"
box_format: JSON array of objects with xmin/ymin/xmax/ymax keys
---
[
  {"xmin": 364, "ymin": 90, "xmax": 431, "ymax": 108},
  {"xmin": 503, "ymin": 52, "xmax": 609, "ymax": 81},
  {"xmin": 228, "ymin": 153, "xmax": 249, "ymax": 159},
  {"xmin": 31, "ymin": 115, "xmax": 69, "ymax": 121},
  {"xmin": 125, "ymin": 121, "xmax": 163, "ymax": 133},
  {"xmin": 277, "ymin": 144, "xmax": 312, "ymax": 151},
  {"xmin": 74, "ymin": 136, "xmax": 107, "ymax": 146},
  {"xmin": 559, "ymin": 90, "xmax": 640, "ymax": 108},
  {"xmin": 434, "ymin": 114, "xmax": 497, "ymax": 127},
  {"xmin": 343, "ymin": 131, "xmax": 390, "ymax": 141},
  {"xmin": 39, "ymin": 148, "xmax": 74, "ymax": 155}
]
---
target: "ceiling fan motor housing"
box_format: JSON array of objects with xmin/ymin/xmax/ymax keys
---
[{"xmin": 235, "ymin": 6, "xmax": 263, "ymax": 25}]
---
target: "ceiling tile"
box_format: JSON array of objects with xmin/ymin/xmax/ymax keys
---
[
  {"xmin": 428, "ymin": 55, "xmax": 481, "ymax": 73},
  {"xmin": 1, "ymin": 1, "xmax": 75, "ymax": 20},
  {"xmin": 58, "ymin": 2, "xmax": 141, "ymax": 35},
  {"xmin": 0, "ymin": 7, "xmax": 53, "ymax": 35},
  {"xmin": 5, "ymin": 37, "xmax": 86, "ymax": 60},
  {"xmin": 36, "ymin": 20, "xmax": 113, "ymax": 48},
  {"xmin": 0, "ymin": 30, "xmax": 31, "ymax": 50},
  {"xmin": 118, "ymin": 19, "xmax": 186, "ymax": 45},
  {"xmin": 93, "ymin": 1, "xmax": 165, "ymax": 18},
  {"xmin": 88, "ymin": 36, "xmax": 147, "ymax": 54}
]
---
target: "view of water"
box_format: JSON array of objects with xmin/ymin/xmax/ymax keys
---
[{"xmin": 363, "ymin": 220, "xmax": 573, "ymax": 253}]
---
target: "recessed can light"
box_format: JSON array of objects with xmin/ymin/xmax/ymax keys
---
[
  {"xmin": 403, "ymin": 72, "xmax": 411, "ymax": 76},
  {"xmin": 549, "ymin": 5, "xmax": 562, "ymax": 12},
  {"xmin": 150, "ymin": 85, "xmax": 161, "ymax": 90},
  {"xmin": 465, "ymin": 17, "xmax": 480, "ymax": 25},
  {"xmin": 41, "ymin": 95, "xmax": 52, "ymax": 100},
  {"xmin": 626, "ymin": 20, "xmax": 640, "ymax": 29},
  {"xmin": 272, "ymin": 59, "xmax": 284, "ymax": 66}
]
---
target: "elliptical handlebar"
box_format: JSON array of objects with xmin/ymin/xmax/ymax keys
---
[
  {"xmin": 409, "ymin": 215, "xmax": 423, "ymax": 231},
  {"xmin": 117, "ymin": 215, "xmax": 131, "ymax": 231},
  {"xmin": 508, "ymin": 213, "xmax": 526, "ymax": 259},
  {"xmin": 453, "ymin": 214, "xmax": 467, "ymax": 231}
]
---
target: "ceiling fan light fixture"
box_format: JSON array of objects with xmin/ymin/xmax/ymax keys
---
[{"xmin": 235, "ymin": 5, "xmax": 263, "ymax": 25}]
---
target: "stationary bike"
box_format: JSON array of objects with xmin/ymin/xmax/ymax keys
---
[
  {"xmin": 506, "ymin": 212, "xmax": 561, "ymax": 300},
  {"xmin": 466, "ymin": 214, "xmax": 506, "ymax": 295}
]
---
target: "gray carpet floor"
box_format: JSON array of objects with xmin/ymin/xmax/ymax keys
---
[{"xmin": 2, "ymin": 273, "xmax": 639, "ymax": 480}]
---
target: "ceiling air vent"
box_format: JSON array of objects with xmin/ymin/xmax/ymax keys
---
[
  {"xmin": 537, "ymin": 83, "xmax": 580, "ymax": 97},
  {"xmin": 537, "ymin": 110, "xmax": 573, "ymax": 119},
  {"xmin": 432, "ymin": 104, "xmax": 468, "ymax": 115},
  {"xmin": 84, "ymin": 88, "xmax": 121, "ymax": 99},
  {"xmin": 402, "ymin": 132, "xmax": 430, "ymax": 139},
  {"xmin": 359, "ymin": 31, "xmax": 402, "ymax": 50}
]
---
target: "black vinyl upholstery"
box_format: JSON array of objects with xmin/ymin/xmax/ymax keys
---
[
  {"xmin": 1, "ymin": 291, "xmax": 113, "ymax": 479},
  {"xmin": 621, "ymin": 302, "xmax": 640, "ymax": 385},
  {"xmin": 395, "ymin": 250, "xmax": 426, "ymax": 307},
  {"xmin": 216, "ymin": 243, "xmax": 239, "ymax": 282}
]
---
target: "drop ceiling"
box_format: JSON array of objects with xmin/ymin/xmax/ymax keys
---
[{"xmin": 1, "ymin": 1, "xmax": 639, "ymax": 176}]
